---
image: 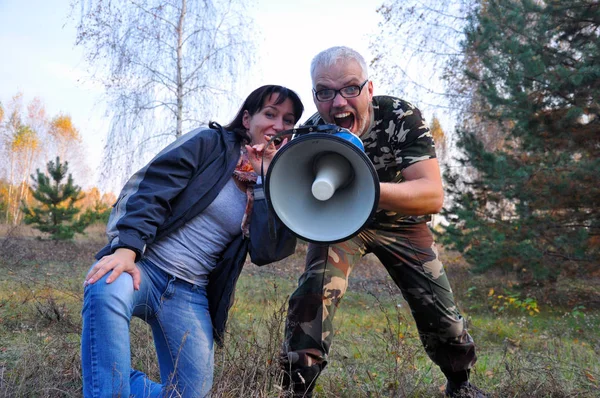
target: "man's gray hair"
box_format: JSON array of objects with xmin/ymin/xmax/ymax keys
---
[{"xmin": 310, "ymin": 46, "xmax": 369, "ymax": 83}]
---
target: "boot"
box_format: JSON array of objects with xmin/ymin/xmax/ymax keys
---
[
  {"xmin": 443, "ymin": 369, "xmax": 487, "ymax": 398},
  {"xmin": 445, "ymin": 380, "xmax": 488, "ymax": 398},
  {"xmin": 281, "ymin": 363, "xmax": 321, "ymax": 398}
]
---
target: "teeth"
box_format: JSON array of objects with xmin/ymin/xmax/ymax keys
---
[{"xmin": 334, "ymin": 112, "xmax": 351, "ymax": 119}]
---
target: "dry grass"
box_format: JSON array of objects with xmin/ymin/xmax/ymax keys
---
[{"xmin": 1, "ymin": 226, "xmax": 599, "ymax": 397}]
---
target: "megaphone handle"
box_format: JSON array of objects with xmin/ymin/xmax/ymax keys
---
[{"xmin": 268, "ymin": 208, "xmax": 277, "ymax": 239}]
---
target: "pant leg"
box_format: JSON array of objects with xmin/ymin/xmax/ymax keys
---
[
  {"xmin": 148, "ymin": 278, "xmax": 214, "ymax": 398},
  {"xmin": 81, "ymin": 259, "xmax": 164, "ymax": 398},
  {"xmin": 281, "ymin": 236, "xmax": 366, "ymax": 377},
  {"xmin": 367, "ymin": 224, "xmax": 477, "ymax": 376}
]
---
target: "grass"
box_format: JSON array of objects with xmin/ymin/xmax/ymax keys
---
[
  {"xmin": 224, "ymin": 273, "xmax": 600, "ymax": 397},
  {"xmin": 0, "ymin": 226, "xmax": 599, "ymax": 397}
]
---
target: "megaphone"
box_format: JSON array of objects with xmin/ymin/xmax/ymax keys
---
[{"xmin": 264, "ymin": 124, "xmax": 379, "ymax": 244}]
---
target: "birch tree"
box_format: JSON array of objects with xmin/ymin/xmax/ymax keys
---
[
  {"xmin": 370, "ymin": 0, "xmax": 510, "ymax": 152},
  {"xmin": 73, "ymin": 0, "xmax": 257, "ymax": 184},
  {"xmin": 370, "ymin": 1, "xmax": 477, "ymax": 117},
  {"xmin": 48, "ymin": 113, "xmax": 90, "ymax": 183},
  {"xmin": 0, "ymin": 101, "xmax": 7, "ymax": 222},
  {"xmin": 49, "ymin": 114, "xmax": 81, "ymax": 161},
  {"xmin": 0, "ymin": 94, "xmax": 43, "ymax": 224},
  {"xmin": 12, "ymin": 126, "xmax": 41, "ymax": 223}
]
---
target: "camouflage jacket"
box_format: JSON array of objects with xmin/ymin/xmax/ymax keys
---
[{"xmin": 303, "ymin": 95, "xmax": 437, "ymax": 227}]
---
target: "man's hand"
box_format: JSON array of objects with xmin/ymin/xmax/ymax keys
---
[{"xmin": 84, "ymin": 248, "xmax": 141, "ymax": 290}]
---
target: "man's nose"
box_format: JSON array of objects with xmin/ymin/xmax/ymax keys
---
[{"xmin": 332, "ymin": 92, "xmax": 348, "ymax": 107}]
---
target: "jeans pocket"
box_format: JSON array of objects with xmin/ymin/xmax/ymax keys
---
[{"xmin": 160, "ymin": 275, "xmax": 177, "ymax": 302}]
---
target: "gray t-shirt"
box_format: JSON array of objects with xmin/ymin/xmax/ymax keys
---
[{"xmin": 144, "ymin": 177, "xmax": 247, "ymax": 286}]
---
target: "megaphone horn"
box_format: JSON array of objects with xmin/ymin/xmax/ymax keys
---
[
  {"xmin": 265, "ymin": 125, "xmax": 380, "ymax": 244},
  {"xmin": 311, "ymin": 152, "xmax": 352, "ymax": 201}
]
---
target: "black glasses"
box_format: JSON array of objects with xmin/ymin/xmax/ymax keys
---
[{"xmin": 313, "ymin": 79, "xmax": 369, "ymax": 102}]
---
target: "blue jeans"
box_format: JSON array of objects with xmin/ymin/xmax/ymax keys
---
[{"xmin": 81, "ymin": 258, "xmax": 214, "ymax": 397}]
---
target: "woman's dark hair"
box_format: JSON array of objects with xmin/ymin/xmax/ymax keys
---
[{"xmin": 224, "ymin": 85, "xmax": 304, "ymax": 143}]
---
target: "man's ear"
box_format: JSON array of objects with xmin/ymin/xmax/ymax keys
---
[
  {"xmin": 242, "ymin": 110, "xmax": 250, "ymax": 129},
  {"xmin": 367, "ymin": 80, "xmax": 374, "ymax": 101}
]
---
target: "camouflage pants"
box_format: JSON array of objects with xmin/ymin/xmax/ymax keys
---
[{"xmin": 281, "ymin": 223, "xmax": 477, "ymax": 378}]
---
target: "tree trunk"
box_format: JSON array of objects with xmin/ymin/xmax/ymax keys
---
[
  {"xmin": 6, "ymin": 152, "xmax": 14, "ymax": 223},
  {"xmin": 14, "ymin": 147, "xmax": 36, "ymax": 224}
]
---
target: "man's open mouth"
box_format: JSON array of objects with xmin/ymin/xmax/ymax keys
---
[{"xmin": 333, "ymin": 112, "xmax": 354, "ymax": 130}]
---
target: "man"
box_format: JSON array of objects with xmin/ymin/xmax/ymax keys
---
[{"xmin": 280, "ymin": 46, "xmax": 485, "ymax": 398}]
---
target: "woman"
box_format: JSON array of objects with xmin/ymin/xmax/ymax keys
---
[{"xmin": 81, "ymin": 85, "xmax": 303, "ymax": 397}]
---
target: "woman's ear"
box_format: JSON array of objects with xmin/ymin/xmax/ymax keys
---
[{"xmin": 242, "ymin": 110, "xmax": 251, "ymax": 130}]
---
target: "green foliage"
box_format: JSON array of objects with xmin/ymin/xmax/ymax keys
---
[
  {"xmin": 78, "ymin": 199, "xmax": 112, "ymax": 226},
  {"xmin": 21, "ymin": 157, "xmax": 89, "ymax": 240},
  {"xmin": 570, "ymin": 305, "xmax": 586, "ymax": 319},
  {"xmin": 0, "ymin": 199, "xmax": 7, "ymax": 223},
  {"xmin": 441, "ymin": 0, "xmax": 600, "ymax": 282},
  {"xmin": 487, "ymin": 288, "xmax": 540, "ymax": 316}
]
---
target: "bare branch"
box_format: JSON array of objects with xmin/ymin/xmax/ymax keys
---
[{"xmin": 72, "ymin": 0, "xmax": 257, "ymax": 187}]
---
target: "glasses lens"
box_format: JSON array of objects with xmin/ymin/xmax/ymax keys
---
[
  {"xmin": 316, "ymin": 89, "xmax": 335, "ymax": 101},
  {"xmin": 340, "ymin": 85, "xmax": 360, "ymax": 98}
]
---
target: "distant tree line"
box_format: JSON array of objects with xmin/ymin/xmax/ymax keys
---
[{"xmin": 0, "ymin": 94, "xmax": 115, "ymax": 236}]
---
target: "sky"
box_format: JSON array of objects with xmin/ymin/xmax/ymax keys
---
[{"xmin": 0, "ymin": 0, "xmax": 383, "ymax": 189}]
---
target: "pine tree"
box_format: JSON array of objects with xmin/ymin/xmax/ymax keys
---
[
  {"xmin": 440, "ymin": 0, "xmax": 600, "ymax": 282},
  {"xmin": 21, "ymin": 157, "xmax": 89, "ymax": 240}
]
